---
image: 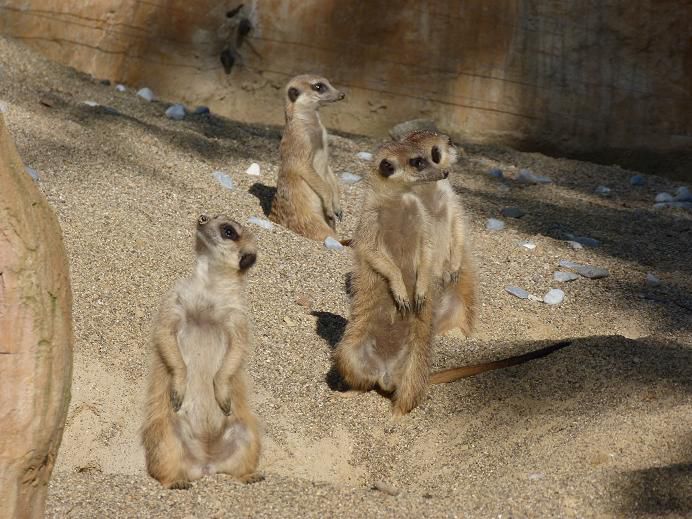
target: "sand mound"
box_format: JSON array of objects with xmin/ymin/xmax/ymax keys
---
[{"xmin": 1, "ymin": 36, "xmax": 690, "ymax": 517}]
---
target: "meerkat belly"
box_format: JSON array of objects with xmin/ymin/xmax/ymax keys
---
[
  {"xmin": 381, "ymin": 202, "xmax": 426, "ymax": 296},
  {"xmin": 175, "ymin": 323, "xmax": 227, "ymax": 444}
]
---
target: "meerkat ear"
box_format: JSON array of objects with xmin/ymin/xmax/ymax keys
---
[
  {"xmin": 431, "ymin": 145, "xmax": 441, "ymax": 164},
  {"xmin": 288, "ymin": 87, "xmax": 300, "ymax": 103},
  {"xmin": 379, "ymin": 159, "xmax": 396, "ymax": 177}
]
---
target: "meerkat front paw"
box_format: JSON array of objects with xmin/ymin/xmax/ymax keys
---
[
  {"xmin": 170, "ymin": 375, "xmax": 187, "ymax": 412},
  {"xmin": 442, "ymin": 270, "xmax": 459, "ymax": 287},
  {"xmin": 413, "ymin": 293, "xmax": 427, "ymax": 314},
  {"xmin": 392, "ymin": 292, "xmax": 411, "ymax": 315},
  {"xmin": 213, "ymin": 377, "xmax": 232, "ymax": 415}
]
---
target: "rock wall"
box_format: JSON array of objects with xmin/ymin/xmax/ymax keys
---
[
  {"xmin": 0, "ymin": 114, "xmax": 73, "ymax": 519},
  {"xmin": 0, "ymin": 0, "xmax": 690, "ymax": 175}
]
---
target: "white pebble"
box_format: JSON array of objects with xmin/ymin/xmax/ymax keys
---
[
  {"xmin": 165, "ymin": 104, "xmax": 186, "ymax": 120},
  {"xmin": 505, "ymin": 286, "xmax": 529, "ymax": 299},
  {"xmin": 517, "ymin": 169, "xmax": 552, "ymax": 184},
  {"xmin": 340, "ymin": 172, "xmax": 362, "ymax": 184},
  {"xmin": 566, "ymin": 240, "xmax": 583, "ymax": 250},
  {"xmin": 528, "ymin": 472, "xmax": 545, "ymax": 481},
  {"xmin": 324, "ymin": 236, "xmax": 344, "ymax": 251},
  {"xmin": 356, "ymin": 151, "xmax": 373, "ymax": 161},
  {"xmin": 519, "ymin": 240, "xmax": 536, "ymax": 250},
  {"xmin": 486, "ymin": 218, "xmax": 505, "ymax": 231},
  {"xmin": 543, "ymin": 289, "xmax": 564, "ymax": 305},
  {"xmin": 137, "ymin": 87, "xmax": 155, "ymax": 102},
  {"xmin": 247, "ymin": 216, "xmax": 273, "ymax": 230},
  {"xmin": 0, "ymin": 101, "xmax": 8, "ymax": 113},
  {"xmin": 245, "ymin": 163, "xmax": 261, "ymax": 176},
  {"xmin": 115, "ymin": 84, "xmax": 127, "ymax": 92},
  {"xmin": 674, "ymin": 186, "xmax": 691, "ymax": 202},
  {"xmin": 595, "ymin": 185, "xmax": 611, "ymax": 196},
  {"xmin": 655, "ymin": 192, "xmax": 673, "ymax": 203},
  {"xmin": 82, "ymin": 100, "xmax": 99, "ymax": 107},
  {"xmin": 554, "ymin": 271, "xmax": 579, "ymax": 282},
  {"xmin": 25, "ymin": 166, "xmax": 39, "ymax": 181},
  {"xmin": 645, "ymin": 273, "xmax": 661, "ymax": 287},
  {"xmin": 212, "ymin": 170, "xmax": 234, "ymax": 190}
]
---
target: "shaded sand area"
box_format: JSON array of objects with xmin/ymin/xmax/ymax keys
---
[{"xmin": 1, "ymin": 36, "xmax": 690, "ymax": 517}]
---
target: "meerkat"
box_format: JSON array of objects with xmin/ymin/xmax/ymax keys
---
[
  {"xmin": 269, "ymin": 74, "xmax": 345, "ymax": 241},
  {"xmin": 401, "ymin": 130, "xmax": 478, "ymax": 337},
  {"xmin": 333, "ymin": 141, "xmax": 449, "ymax": 415},
  {"xmin": 141, "ymin": 214, "xmax": 261, "ymax": 489}
]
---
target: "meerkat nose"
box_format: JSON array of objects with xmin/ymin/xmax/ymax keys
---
[
  {"xmin": 443, "ymin": 171, "xmax": 449, "ymax": 179},
  {"xmin": 338, "ymin": 92, "xmax": 346, "ymax": 100},
  {"xmin": 198, "ymin": 214, "xmax": 210, "ymax": 225}
]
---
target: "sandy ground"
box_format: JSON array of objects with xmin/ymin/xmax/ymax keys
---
[{"xmin": 1, "ymin": 36, "xmax": 691, "ymax": 518}]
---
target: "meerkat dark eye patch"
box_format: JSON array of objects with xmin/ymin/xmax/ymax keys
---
[
  {"xmin": 312, "ymin": 82, "xmax": 326, "ymax": 93},
  {"xmin": 409, "ymin": 157, "xmax": 428, "ymax": 170},
  {"xmin": 379, "ymin": 159, "xmax": 396, "ymax": 177},
  {"xmin": 239, "ymin": 253, "xmax": 256, "ymax": 270},
  {"xmin": 221, "ymin": 224, "xmax": 239, "ymax": 241},
  {"xmin": 431, "ymin": 146, "xmax": 441, "ymax": 164},
  {"xmin": 288, "ymin": 87, "xmax": 300, "ymax": 103}
]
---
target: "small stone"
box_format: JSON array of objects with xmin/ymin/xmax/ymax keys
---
[
  {"xmin": 519, "ymin": 240, "xmax": 536, "ymax": 250},
  {"xmin": 247, "ymin": 216, "xmax": 273, "ymax": 230},
  {"xmin": 356, "ymin": 151, "xmax": 373, "ymax": 161},
  {"xmin": 246, "ymin": 163, "xmax": 261, "ymax": 176},
  {"xmin": 193, "ymin": 105, "xmax": 210, "ymax": 115},
  {"xmin": 340, "ymin": 172, "xmax": 362, "ymax": 184},
  {"xmin": 566, "ymin": 240, "xmax": 583, "ymax": 250},
  {"xmin": 554, "ymin": 271, "xmax": 579, "ymax": 282},
  {"xmin": 283, "ymin": 316, "xmax": 296, "ymax": 327},
  {"xmin": 295, "ymin": 293, "xmax": 313, "ymax": 308},
  {"xmin": 82, "ymin": 100, "xmax": 99, "ymax": 107},
  {"xmin": 595, "ymin": 185, "xmax": 611, "ymax": 196},
  {"xmin": 324, "ymin": 236, "xmax": 344, "ymax": 251},
  {"xmin": 629, "ymin": 175, "xmax": 646, "ymax": 186},
  {"xmin": 574, "ymin": 265, "xmax": 609, "ymax": 279},
  {"xmin": 505, "ymin": 286, "xmax": 529, "ymax": 299},
  {"xmin": 528, "ymin": 472, "xmax": 545, "ymax": 481},
  {"xmin": 528, "ymin": 294, "xmax": 543, "ymax": 302},
  {"xmin": 655, "ymin": 192, "xmax": 673, "ymax": 203},
  {"xmin": 165, "ymin": 104, "xmax": 186, "ymax": 120},
  {"xmin": 115, "ymin": 84, "xmax": 126, "ymax": 92},
  {"xmin": 543, "ymin": 288, "xmax": 564, "ymax": 305},
  {"xmin": 389, "ymin": 119, "xmax": 438, "ymax": 141},
  {"xmin": 212, "ymin": 170, "xmax": 234, "ymax": 190},
  {"xmin": 486, "ymin": 218, "xmax": 505, "ymax": 231},
  {"xmin": 488, "ymin": 167, "xmax": 503, "ymax": 178},
  {"xmin": 572, "ymin": 236, "xmax": 600, "ymax": 248},
  {"xmin": 372, "ymin": 481, "xmax": 400, "ymax": 497},
  {"xmin": 0, "ymin": 101, "xmax": 7, "ymax": 113},
  {"xmin": 674, "ymin": 186, "xmax": 691, "ymax": 202},
  {"xmin": 99, "ymin": 79, "xmax": 111, "ymax": 86},
  {"xmin": 517, "ymin": 168, "xmax": 552, "ymax": 184},
  {"xmin": 559, "ymin": 260, "xmax": 581, "ymax": 269},
  {"xmin": 137, "ymin": 87, "xmax": 155, "ymax": 102},
  {"xmin": 645, "ymin": 273, "xmax": 661, "ymax": 287},
  {"xmin": 500, "ymin": 207, "xmax": 525, "ymax": 218},
  {"xmin": 25, "ymin": 166, "xmax": 39, "ymax": 181}
]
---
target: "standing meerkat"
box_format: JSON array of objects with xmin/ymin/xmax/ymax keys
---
[
  {"xmin": 141, "ymin": 214, "xmax": 261, "ymax": 489},
  {"xmin": 333, "ymin": 141, "xmax": 449, "ymax": 415},
  {"xmin": 269, "ymin": 74, "xmax": 345, "ymax": 241},
  {"xmin": 402, "ymin": 130, "xmax": 477, "ymax": 337}
]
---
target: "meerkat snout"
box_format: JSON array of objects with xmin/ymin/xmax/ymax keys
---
[{"xmin": 239, "ymin": 253, "xmax": 256, "ymax": 270}]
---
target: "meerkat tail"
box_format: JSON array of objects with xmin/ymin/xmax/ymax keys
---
[{"xmin": 430, "ymin": 341, "xmax": 572, "ymax": 384}]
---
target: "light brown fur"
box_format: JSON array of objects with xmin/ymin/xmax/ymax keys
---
[
  {"xmin": 402, "ymin": 130, "xmax": 478, "ymax": 337},
  {"xmin": 269, "ymin": 74, "xmax": 345, "ymax": 241},
  {"xmin": 333, "ymin": 141, "xmax": 449, "ymax": 415},
  {"xmin": 141, "ymin": 214, "xmax": 261, "ymax": 489}
]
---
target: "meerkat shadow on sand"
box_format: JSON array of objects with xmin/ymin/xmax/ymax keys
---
[
  {"xmin": 311, "ymin": 311, "xmax": 347, "ymax": 349},
  {"xmin": 248, "ymin": 183, "xmax": 276, "ymax": 216}
]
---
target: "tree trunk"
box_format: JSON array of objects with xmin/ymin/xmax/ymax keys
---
[{"xmin": 0, "ymin": 114, "xmax": 73, "ymax": 519}]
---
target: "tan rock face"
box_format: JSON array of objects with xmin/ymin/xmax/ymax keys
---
[
  {"xmin": 0, "ymin": 1, "xmax": 690, "ymax": 173},
  {"xmin": 0, "ymin": 115, "xmax": 73, "ymax": 519}
]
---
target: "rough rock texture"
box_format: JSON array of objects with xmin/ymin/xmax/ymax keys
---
[
  {"xmin": 0, "ymin": 114, "xmax": 73, "ymax": 518},
  {"xmin": 0, "ymin": 1, "xmax": 690, "ymax": 179}
]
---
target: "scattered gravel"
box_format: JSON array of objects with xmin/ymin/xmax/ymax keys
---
[
  {"xmin": 486, "ymin": 218, "xmax": 505, "ymax": 231},
  {"xmin": 246, "ymin": 163, "xmax": 261, "ymax": 176}
]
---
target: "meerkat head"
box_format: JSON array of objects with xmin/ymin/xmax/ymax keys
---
[
  {"xmin": 195, "ymin": 214, "xmax": 257, "ymax": 273},
  {"xmin": 285, "ymin": 74, "xmax": 345, "ymax": 111},
  {"xmin": 370, "ymin": 141, "xmax": 449, "ymax": 191},
  {"xmin": 400, "ymin": 131, "xmax": 460, "ymax": 169}
]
